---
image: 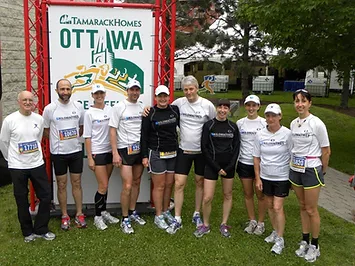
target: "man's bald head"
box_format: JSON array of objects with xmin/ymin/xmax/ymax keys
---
[{"xmin": 17, "ymin": 91, "xmax": 34, "ymax": 115}]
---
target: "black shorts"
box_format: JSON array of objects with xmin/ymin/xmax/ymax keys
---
[
  {"xmin": 148, "ymin": 149, "xmax": 176, "ymax": 174},
  {"xmin": 261, "ymin": 178, "xmax": 290, "ymax": 198},
  {"xmin": 236, "ymin": 162, "xmax": 255, "ymax": 179},
  {"xmin": 289, "ymin": 166, "xmax": 325, "ymax": 189},
  {"xmin": 204, "ymin": 162, "xmax": 235, "ymax": 181},
  {"xmin": 118, "ymin": 148, "xmax": 142, "ymax": 166},
  {"xmin": 175, "ymin": 148, "xmax": 205, "ymax": 176},
  {"xmin": 51, "ymin": 151, "xmax": 83, "ymax": 176},
  {"xmin": 92, "ymin": 152, "xmax": 113, "ymax": 166}
]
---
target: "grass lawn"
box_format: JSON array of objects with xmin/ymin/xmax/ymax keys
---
[{"xmin": 0, "ymin": 91, "xmax": 354, "ymax": 265}]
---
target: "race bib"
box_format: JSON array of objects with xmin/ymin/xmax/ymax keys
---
[
  {"xmin": 59, "ymin": 128, "xmax": 78, "ymax": 140},
  {"xmin": 18, "ymin": 141, "xmax": 38, "ymax": 154},
  {"xmin": 160, "ymin": 151, "xmax": 177, "ymax": 159},
  {"xmin": 127, "ymin": 142, "xmax": 140, "ymax": 155},
  {"xmin": 290, "ymin": 156, "xmax": 306, "ymax": 173}
]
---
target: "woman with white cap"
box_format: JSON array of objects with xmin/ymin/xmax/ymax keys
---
[
  {"xmin": 141, "ymin": 85, "xmax": 180, "ymax": 231},
  {"xmin": 289, "ymin": 89, "xmax": 330, "ymax": 263},
  {"xmin": 236, "ymin": 95, "xmax": 267, "ymax": 235},
  {"xmin": 253, "ymin": 103, "xmax": 292, "ymax": 255},
  {"xmin": 83, "ymin": 84, "xmax": 119, "ymax": 230}
]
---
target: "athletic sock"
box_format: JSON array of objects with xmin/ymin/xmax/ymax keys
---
[
  {"xmin": 175, "ymin": 216, "xmax": 182, "ymax": 223},
  {"xmin": 102, "ymin": 192, "xmax": 108, "ymax": 212},
  {"xmin": 128, "ymin": 210, "xmax": 134, "ymax": 216},
  {"xmin": 302, "ymin": 233, "xmax": 310, "ymax": 244},
  {"xmin": 311, "ymin": 238, "xmax": 319, "ymax": 248},
  {"xmin": 193, "ymin": 211, "xmax": 200, "ymax": 217},
  {"xmin": 94, "ymin": 191, "xmax": 105, "ymax": 217}
]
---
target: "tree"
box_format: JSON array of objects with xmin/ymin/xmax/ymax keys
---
[{"xmin": 246, "ymin": 0, "xmax": 355, "ymax": 108}]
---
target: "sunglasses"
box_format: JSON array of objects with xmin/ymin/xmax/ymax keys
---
[{"xmin": 294, "ymin": 89, "xmax": 309, "ymax": 94}]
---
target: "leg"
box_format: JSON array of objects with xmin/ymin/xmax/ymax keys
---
[
  {"xmin": 292, "ymin": 185, "xmax": 310, "ymax": 234},
  {"xmin": 163, "ymin": 172, "xmax": 174, "ymax": 212},
  {"xmin": 56, "ymin": 174, "xmax": 68, "ymax": 216},
  {"xmin": 70, "ymin": 173, "xmax": 83, "ymax": 216},
  {"xmin": 255, "ymin": 183, "xmax": 266, "ymax": 223},
  {"xmin": 94, "ymin": 165, "xmax": 110, "ymax": 216},
  {"xmin": 30, "ymin": 165, "xmax": 51, "ymax": 235},
  {"xmin": 265, "ymin": 195, "xmax": 276, "ymax": 230},
  {"xmin": 152, "ymin": 173, "xmax": 166, "ymax": 216},
  {"xmin": 102, "ymin": 164, "xmax": 114, "ymax": 212},
  {"xmin": 174, "ymin": 174, "xmax": 188, "ymax": 217},
  {"xmin": 272, "ymin": 196, "xmax": 286, "ymax": 237},
  {"xmin": 221, "ymin": 178, "xmax": 234, "ymax": 225},
  {"xmin": 202, "ymin": 179, "xmax": 216, "ymax": 226},
  {"xmin": 120, "ymin": 165, "xmax": 133, "ymax": 217},
  {"xmin": 10, "ymin": 169, "xmax": 33, "ymax": 237},
  {"xmin": 129, "ymin": 164, "xmax": 144, "ymax": 211},
  {"xmin": 194, "ymin": 174, "xmax": 204, "ymax": 213},
  {"xmin": 240, "ymin": 178, "xmax": 256, "ymax": 220},
  {"xmin": 304, "ymin": 187, "xmax": 321, "ymax": 238}
]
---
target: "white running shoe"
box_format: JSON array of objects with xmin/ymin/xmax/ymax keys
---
[
  {"xmin": 121, "ymin": 218, "xmax": 134, "ymax": 234},
  {"xmin": 154, "ymin": 215, "xmax": 169, "ymax": 230},
  {"xmin": 253, "ymin": 222, "xmax": 265, "ymax": 236},
  {"xmin": 244, "ymin": 220, "xmax": 257, "ymax": 234},
  {"xmin": 271, "ymin": 237, "xmax": 285, "ymax": 255},
  {"xmin": 304, "ymin": 244, "xmax": 320, "ymax": 262},
  {"xmin": 101, "ymin": 211, "xmax": 120, "ymax": 224},
  {"xmin": 264, "ymin": 230, "xmax": 277, "ymax": 243},
  {"xmin": 129, "ymin": 211, "xmax": 146, "ymax": 225},
  {"xmin": 295, "ymin": 240, "xmax": 309, "ymax": 258},
  {"xmin": 94, "ymin": 216, "xmax": 108, "ymax": 231}
]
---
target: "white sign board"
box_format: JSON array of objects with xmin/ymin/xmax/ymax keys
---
[{"xmin": 48, "ymin": 5, "xmax": 154, "ymax": 205}]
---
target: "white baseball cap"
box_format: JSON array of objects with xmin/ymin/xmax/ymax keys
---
[
  {"xmin": 244, "ymin": 95, "xmax": 260, "ymax": 105},
  {"xmin": 92, "ymin": 84, "xmax": 106, "ymax": 93},
  {"xmin": 155, "ymin": 85, "xmax": 170, "ymax": 96},
  {"xmin": 127, "ymin": 79, "xmax": 141, "ymax": 89},
  {"xmin": 264, "ymin": 103, "xmax": 282, "ymax": 115}
]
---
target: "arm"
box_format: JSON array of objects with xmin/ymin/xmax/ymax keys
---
[
  {"xmin": 79, "ymin": 125, "xmax": 83, "ymax": 137},
  {"xmin": 85, "ymin": 138, "xmax": 95, "ymax": 171},
  {"xmin": 321, "ymin": 146, "xmax": 331, "ymax": 174},
  {"xmin": 253, "ymin": 156, "xmax": 263, "ymax": 191},
  {"xmin": 224, "ymin": 125, "xmax": 241, "ymax": 172},
  {"xmin": 43, "ymin": 128, "xmax": 50, "ymax": 139},
  {"xmin": 0, "ymin": 119, "xmax": 10, "ymax": 160},
  {"xmin": 83, "ymin": 112, "xmax": 95, "ymax": 170},
  {"xmin": 110, "ymin": 127, "xmax": 122, "ymax": 167},
  {"xmin": 143, "ymin": 106, "xmax": 151, "ymax": 117},
  {"xmin": 201, "ymin": 121, "xmax": 220, "ymax": 172},
  {"xmin": 140, "ymin": 110, "xmax": 152, "ymax": 167}
]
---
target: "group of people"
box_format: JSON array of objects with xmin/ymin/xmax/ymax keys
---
[{"xmin": 0, "ymin": 76, "xmax": 330, "ymax": 263}]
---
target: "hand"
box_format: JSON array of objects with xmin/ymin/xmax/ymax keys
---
[
  {"xmin": 219, "ymin": 169, "xmax": 227, "ymax": 176},
  {"xmin": 112, "ymin": 153, "xmax": 122, "ymax": 168},
  {"xmin": 143, "ymin": 106, "xmax": 151, "ymax": 117},
  {"xmin": 88, "ymin": 157, "xmax": 95, "ymax": 171},
  {"xmin": 142, "ymin": 158, "xmax": 149, "ymax": 168},
  {"xmin": 255, "ymin": 178, "xmax": 263, "ymax": 191}
]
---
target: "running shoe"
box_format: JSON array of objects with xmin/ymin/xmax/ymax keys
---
[
  {"xmin": 154, "ymin": 215, "xmax": 169, "ymax": 230},
  {"xmin": 166, "ymin": 220, "xmax": 182, "ymax": 234},
  {"xmin": 163, "ymin": 210, "xmax": 175, "ymax": 225},
  {"xmin": 253, "ymin": 222, "xmax": 265, "ymax": 236},
  {"xmin": 24, "ymin": 234, "xmax": 36, "ymax": 243},
  {"xmin": 192, "ymin": 213, "xmax": 203, "ymax": 228},
  {"xmin": 244, "ymin": 220, "xmax": 257, "ymax": 234},
  {"xmin": 101, "ymin": 211, "xmax": 120, "ymax": 224},
  {"xmin": 35, "ymin": 232, "xmax": 56, "ymax": 241},
  {"xmin": 61, "ymin": 215, "xmax": 70, "ymax": 231},
  {"xmin": 304, "ymin": 244, "xmax": 320, "ymax": 263},
  {"xmin": 219, "ymin": 224, "xmax": 231, "ymax": 238},
  {"xmin": 264, "ymin": 230, "xmax": 277, "ymax": 243},
  {"xmin": 271, "ymin": 237, "xmax": 285, "ymax": 255},
  {"xmin": 75, "ymin": 214, "xmax": 87, "ymax": 228},
  {"xmin": 193, "ymin": 225, "xmax": 210, "ymax": 238},
  {"xmin": 129, "ymin": 211, "xmax": 146, "ymax": 225},
  {"xmin": 94, "ymin": 216, "xmax": 108, "ymax": 231},
  {"xmin": 295, "ymin": 240, "xmax": 309, "ymax": 258},
  {"xmin": 121, "ymin": 218, "xmax": 134, "ymax": 234}
]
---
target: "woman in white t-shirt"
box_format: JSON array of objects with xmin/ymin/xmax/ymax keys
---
[
  {"xmin": 254, "ymin": 103, "xmax": 292, "ymax": 255},
  {"xmin": 289, "ymin": 89, "xmax": 330, "ymax": 263},
  {"xmin": 236, "ymin": 95, "xmax": 267, "ymax": 235},
  {"xmin": 83, "ymin": 84, "xmax": 120, "ymax": 230}
]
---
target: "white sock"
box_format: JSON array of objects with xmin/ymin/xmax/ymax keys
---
[
  {"xmin": 193, "ymin": 211, "xmax": 200, "ymax": 217},
  {"xmin": 175, "ymin": 216, "xmax": 182, "ymax": 223}
]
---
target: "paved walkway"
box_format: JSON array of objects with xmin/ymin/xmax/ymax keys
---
[{"xmin": 318, "ymin": 167, "xmax": 355, "ymax": 223}]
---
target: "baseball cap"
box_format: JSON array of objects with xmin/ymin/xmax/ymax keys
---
[
  {"xmin": 127, "ymin": 79, "xmax": 141, "ymax": 89},
  {"xmin": 264, "ymin": 103, "xmax": 282, "ymax": 115},
  {"xmin": 244, "ymin": 95, "xmax": 260, "ymax": 105},
  {"xmin": 155, "ymin": 85, "xmax": 170, "ymax": 96},
  {"xmin": 92, "ymin": 83, "xmax": 106, "ymax": 93},
  {"xmin": 217, "ymin": 98, "xmax": 230, "ymax": 108}
]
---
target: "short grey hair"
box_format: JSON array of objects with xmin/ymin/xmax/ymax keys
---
[{"xmin": 181, "ymin": 75, "xmax": 199, "ymax": 89}]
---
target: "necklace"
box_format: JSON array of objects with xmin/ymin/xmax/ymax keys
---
[{"xmin": 297, "ymin": 118, "xmax": 307, "ymax": 127}]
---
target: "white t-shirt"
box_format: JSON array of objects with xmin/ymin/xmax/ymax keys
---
[
  {"xmin": 108, "ymin": 99, "xmax": 144, "ymax": 149},
  {"xmin": 83, "ymin": 105, "xmax": 112, "ymax": 154},
  {"xmin": 0, "ymin": 111, "xmax": 44, "ymax": 169},
  {"xmin": 43, "ymin": 99, "xmax": 85, "ymax": 155},
  {"xmin": 253, "ymin": 126, "xmax": 292, "ymax": 181},
  {"xmin": 237, "ymin": 116, "xmax": 267, "ymax": 165},
  {"xmin": 290, "ymin": 114, "xmax": 330, "ymax": 168},
  {"xmin": 172, "ymin": 97, "xmax": 216, "ymax": 151}
]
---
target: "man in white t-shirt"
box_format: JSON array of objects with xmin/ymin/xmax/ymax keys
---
[
  {"xmin": 109, "ymin": 79, "xmax": 146, "ymax": 234},
  {"xmin": 0, "ymin": 91, "xmax": 55, "ymax": 242},
  {"xmin": 167, "ymin": 75, "xmax": 216, "ymax": 234},
  {"xmin": 42, "ymin": 79, "xmax": 86, "ymax": 230}
]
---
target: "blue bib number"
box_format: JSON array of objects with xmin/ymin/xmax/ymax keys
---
[
  {"xmin": 290, "ymin": 156, "xmax": 306, "ymax": 173},
  {"xmin": 18, "ymin": 141, "xmax": 38, "ymax": 154}
]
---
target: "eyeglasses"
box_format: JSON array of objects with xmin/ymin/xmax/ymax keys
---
[{"xmin": 294, "ymin": 89, "xmax": 309, "ymax": 94}]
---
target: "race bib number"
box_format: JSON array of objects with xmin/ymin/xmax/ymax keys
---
[
  {"xmin": 18, "ymin": 141, "xmax": 38, "ymax": 154},
  {"xmin": 160, "ymin": 151, "xmax": 177, "ymax": 159},
  {"xmin": 290, "ymin": 156, "xmax": 306, "ymax": 173},
  {"xmin": 59, "ymin": 128, "xmax": 78, "ymax": 140},
  {"xmin": 127, "ymin": 142, "xmax": 140, "ymax": 155}
]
